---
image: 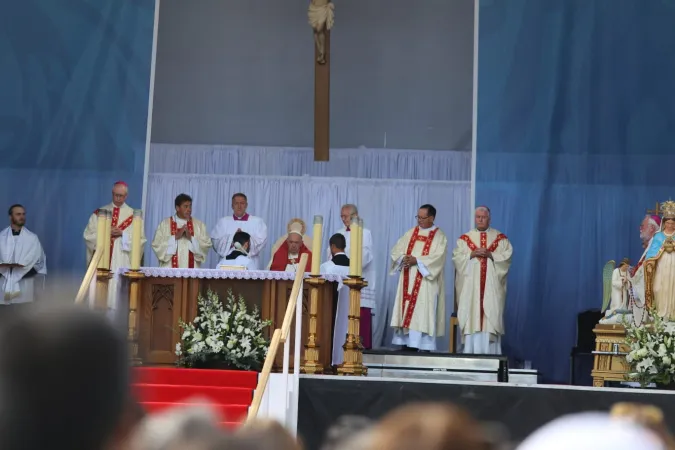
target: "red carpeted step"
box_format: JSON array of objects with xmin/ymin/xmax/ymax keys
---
[
  {"xmin": 134, "ymin": 383, "xmax": 254, "ymax": 405},
  {"xmin": 134, "ymin": 367, "xmax": 258, "ymax": 389},
  {"xmin": 141, "ymin": 401, "xmax": 250, "ymax": 422}
]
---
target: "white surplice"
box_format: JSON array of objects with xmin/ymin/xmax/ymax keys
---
[
  {"xmin": 390, "ymin": 225, "xmax": 448, "ymax": 351},
  {"xmin": 218, "ymin": 254, "xmax": 257, "ymax": 271},
  {"xmin": 452, "ymin": 227, "xmax": 512, "ymax": 355},
  {"xmin": 0, "ymin": 226, "xmax": 46, "ymax": 304},
  {"xmin": 325, "ymin": 226, "xmax": 376, "ymax": 310},
  {"xmin": 210, "ymin": 215, "xmax": 267, "ymax": 270},
  {"xmin": 83, "ymin": 202, "xmax": 146, "ymax": 309},
  {"xmin": 320, "ymin": 255, "xmax": 351, "ymax": 365},
  {"xmin": 152, "ymin": 216, "xmax": 212, "ymax": 268}
]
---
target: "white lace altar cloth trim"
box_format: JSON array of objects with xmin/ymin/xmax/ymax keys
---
[{"xmin": 116, "ymin": 267, "xmax": 344, "ymax": 283}]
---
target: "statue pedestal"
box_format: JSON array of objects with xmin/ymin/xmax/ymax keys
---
[{"xmin": 591, "ymin": 324, "xmax": 630, "ymax": 387}]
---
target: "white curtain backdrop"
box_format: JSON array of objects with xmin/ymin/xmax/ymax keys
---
[
  {"xmin": 144, "ymin": 173, "xmax": 470, "ymax": 351},
  {"xmin": 149, "ymin": 144, "xmax": 471, "ymax": 181}
]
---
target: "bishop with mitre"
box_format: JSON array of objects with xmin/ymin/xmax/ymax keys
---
[
  {"xmin": 211, "ymin": 193, "xmax": 267, "ymax": 269},
  {"xmin": 0, "ymin": 204, "xmax": 46, "ymax": 311},
  {"xmin": 268, "ymin": 218, "xmax": 313, "ymax": 272},
  {"xmin": 83, "ymin": 181, "xmax": 147, "ymax": 272},
  {"xmin": 453, "ymin": 206, "xmax": 512, "ymax": 355},
  {"xmin": 151, "ymin": 194, "xmax": 212, "ymax": 268},
  {"xmin": 390, "ymin": 204, "xmax": 448, "ymax": 351}
]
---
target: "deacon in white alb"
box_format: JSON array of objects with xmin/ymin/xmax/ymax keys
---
[
  {"xmin": 152, "ymin": 194, "xmax": 212, "ymax": 268},
  {"xmin": 452, "ymin": 206, "xmax": 512, "ymax": 355},
  {"xmin": 219, "ymin": 231, "xmax": 258, "ymax": 270},
  {"xmin": 390, "ymin": 204, "xmax": 448, "ymax": 351},
  {"xmin": 211, "ymin": 193, "xmax": 267, "ymax": 270},
  {"xmin": 320, "ymin": 233, "xmax": 350, "ymax": 365},
  {"xmin": 326, "ymin": 204, "xmax": 377, "ymax": 348},
  {"xmin": 0, "ymin": 204, "xmax": 46, "ymax": 309},
  {"xmin": 83, "ymin": 181, "xmax": 147, "ymax": 272}
]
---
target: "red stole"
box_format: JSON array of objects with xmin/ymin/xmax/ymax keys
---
[
  {"xmin": 401, "ymin": 226, "xmax": 438, "ymax": 328},
  {"xmin": 170, "ymin": 217, "xmax": 195, "ymax": 268},
  {"xmin": 270, "ymin": 241, "xmax": 312, "ymax": 271},
  {"xmin": 94, "ymin": 207, "xmax": 134, "ymax": 268},
  {"xmin": 459, "ymin": 231, "xmax": 507, "ymax": 331}
]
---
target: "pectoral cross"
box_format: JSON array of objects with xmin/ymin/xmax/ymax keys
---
[{"xmin": 647, "ymin": 202, "xmax": 662, "ymax": 216}]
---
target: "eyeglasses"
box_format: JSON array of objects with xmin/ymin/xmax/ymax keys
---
[{"xmin": 415, "ymin": 216, "xmax": 431, "ymax": 220}]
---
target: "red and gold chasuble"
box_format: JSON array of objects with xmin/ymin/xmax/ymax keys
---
[
  {"xmin": 459, "ymin": 231, "xmax": 507, "ymax": 331},
  {"xmin": 95, "ymin": 207, "xmax": 134, "ymax": 267},
  {"xmin": 170, "ymin": 217, "xmax": 195, "ymax": 268},
  {"xmin": 401, "ymin": 226, "xmax": 439, "ymax": 328}
]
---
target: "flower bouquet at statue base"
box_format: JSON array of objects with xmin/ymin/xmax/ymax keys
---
[
  {"xmin": 176, "ymin": 289, "xmax": 272, "ymax": 371},
  {"xmin": 624, "ymin": 309, "xmax": 675, "ymax": 388}
]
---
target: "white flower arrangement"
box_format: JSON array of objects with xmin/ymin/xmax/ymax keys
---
[
  {"xmin": 175, "ymin": 289, "xmax": 272, "ymax": 371},
  {"xmin": 624, "ymin": 308, "xmax": 675, "ymax": 387}
]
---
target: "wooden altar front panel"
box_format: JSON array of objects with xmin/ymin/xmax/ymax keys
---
[{"xmin": 137, "ymin": 276, "xmax": 337, "ymax": 372}]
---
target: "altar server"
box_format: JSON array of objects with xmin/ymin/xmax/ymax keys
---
[
  {"xmin": 326, "ymin": 204, "xmax": 376, "ymax": 348},
  {"xmin": 219, "ymin": 231, "xmax": 257, "ymax": 270},
  {"xmin": 321, "ymin": 234, "xmax": 350, "ymax": 365},
  {"xmin": 268, "ymin": 219, "xmax": 313, "ymax": 272},
  {"xmin": 0, "ymin": 204, "xmax": 46, "ymax": 309},
  {"xmin": 152, "ymin": 194, "xmax": 212, "ymax": 268},
  {"xmin": 83, "ymin": 181, "xmax": 146, "ymax": 271},
  {"xmin": 211, "ymin": 193, "xmax": 267, "ymax": 269},
  {"xmin": 390, "ymin": 204, "xmax": 448, "ymax": 351},
  {"xmin": 452, "ymin": 206, "xmax": 512, "ymax": 355}
]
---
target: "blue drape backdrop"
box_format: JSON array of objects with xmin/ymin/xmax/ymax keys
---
[
  {"xmin": 476, "ymin": 0, "xmax": 675, "ymax": 382},
  {"xmin": 0, "ymin": 1, "xmax": 155, "ymax": 284}
]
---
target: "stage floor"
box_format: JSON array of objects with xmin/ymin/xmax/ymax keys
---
[{"xmin": 297, "ymin": 375, "xmax": 675, "ymax": 450}]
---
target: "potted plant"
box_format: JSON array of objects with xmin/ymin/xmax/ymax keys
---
[
  {"xmin": 624, "ymin": 309, "xmax": 675, "ymax": 388},
  {"xmin": 175, "ymin": 289, "xmax": 272, "ymax": 371}
]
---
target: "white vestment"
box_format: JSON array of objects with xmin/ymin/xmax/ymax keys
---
[
  {"xmin": 211, "ymin": 215, "xmax": 267, "ymax": 269},
  {"xmin": 628, "ymin": 240, "xmax": 651, "ymax": 310},
  {"xmin": 325, "ymin": 226, "xmax": 376, "ymax": 310},
  {"xmin": 83, "ymin": 203, "xmax": 146, "ymax": 309},
  {"xmin": 453, "ymin": 228, "xmax": 512, "ymax": 355},
  {"xmin": 0, "ymin": 227, "xmax": 46, "ymax": 304},
  {"xmin": 390, "ymin": 226, "xmax": 447, "ymax": 351},
  {"xmin": 320, "ymin": 257, "xmax": 350, "ymax": 365},
  {"xmin": 219, "ymin": 254, "xmax": 257, "ymax": 271},
  {"xmin": 152, "ymin": 216, "xmax": 212, "ymax": 268}
]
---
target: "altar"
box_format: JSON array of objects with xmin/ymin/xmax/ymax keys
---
[{"xmin": 116, "ymin": 268, "xmax": 343, "ymax": 371}]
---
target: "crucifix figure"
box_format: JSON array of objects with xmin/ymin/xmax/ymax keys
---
[{"xmin": 308, "ymin": 0, "xmax": 335, "ymax": 161}]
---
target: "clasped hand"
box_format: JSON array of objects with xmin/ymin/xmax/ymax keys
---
[
  {"xmin": 176, "ymin": 226, "xmax": 192, "ymax": 240},
  {"xmin": 471, "ymin": 248, "xmax": 492, "ymax": 259},
  {"xmin": 402, "ymin": 255, "xmax": 417, "ymax": 268}
]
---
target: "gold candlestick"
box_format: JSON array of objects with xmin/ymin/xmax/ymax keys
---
[
  {"xmin": 337, "ymin": 276, "xmax": 368, "ymax": 376},
  {"xmin": 302, "ymin": 274, "xmax": 326, "ymax": 374},
  {"xmin": 123, "ymin": 270, "xmax": 145, "ymax": 366},
  {"xmin": 94, "ymin": 268, "xmax": 112, "ymax": 311}
]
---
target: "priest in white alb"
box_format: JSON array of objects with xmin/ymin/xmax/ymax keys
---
[
  {"xmin": 0, "ymin": 204, "xmax": 46, "ymax": 315},
  {"xmin": 453, "ymin": 206, "xmax": 512, "ymax": 355},
  {"xmin": 321, "ymin": 233, "xmax": 351, "ymax": 365},
  {"xmin": 326, "ymin": 204, "xmax": 376, "ymax": 348},
  {"xmin": 152, "ymin": 194, "xmax": 212, "ymax": 268},
  {"xmin": 211, "ymin": 193, "xmax": 267, "ymax": 269},
  {"xmin": 83, "ymin": 181, "xmax": 146, "ymax": 308},
  {"xmin": 390, "ymin": 204, "xmax": 448, "ymax": 351}
]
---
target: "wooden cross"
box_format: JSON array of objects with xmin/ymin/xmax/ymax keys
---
[
  {"xmin": 647, "ymin": 202, "xmax": 662, "ymax": 216},
  {"xmin": 309, "ymin": 0, "xmax": 334, "ymax": 161}
]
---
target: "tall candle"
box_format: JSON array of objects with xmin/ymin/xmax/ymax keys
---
[
  {"xmin": 103, "ymin": 210, "xmax": 112, "ymax": 270},
  {"xmin": 357, "ymin": 218, "xmax": 364, "ymax": 277},
  {"xmin": 96, "ymin": 210, "xmax": 106, "ymax": 269},
  {"xmin": 311, "ymin": 215, "xmax": 323, "ymax": 275},
  {"xmin": 348, "ymin": 216, "xmax": 359, "ymax": 276},
  {"xmin": 130, "ymin": 209, "xmax": 143, "ymax": 271}
]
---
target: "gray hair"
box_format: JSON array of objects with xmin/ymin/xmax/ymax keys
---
[
  {"xmin": 341, "ymin": 204, "xmax": 358, "ymax": 215},
  {"xmin": 475, "ymin": 206, "xmax": 491, "ymax": 217}
]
